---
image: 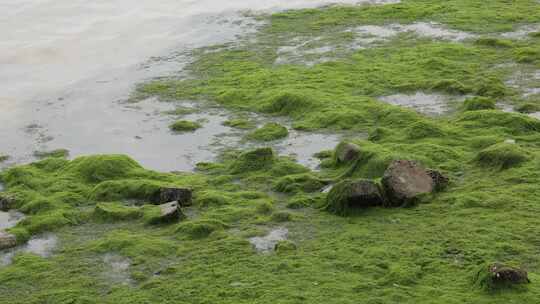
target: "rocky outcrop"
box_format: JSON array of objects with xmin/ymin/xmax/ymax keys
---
[
  {"xmin": 325, "ymin": 180, "xmax": 384, "ymax": 215},
  {"xmin": 151, "ymin": 187, "xmax": 192, "ymax": 206},
  {"xmin": 335, "ymin": 142, "xmax": 361, "ymax": 164},
  {"xmin": 382, "ymin": 160, "xmax": 448, "ymax": 206},
  {"xmin": 0, "ymin": 231, "xmax": 17, "ymax": 250}
]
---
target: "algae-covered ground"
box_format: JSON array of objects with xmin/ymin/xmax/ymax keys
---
[{"xmin": 1, "ymin": 0, "xmax": 540, "ymax": 303}]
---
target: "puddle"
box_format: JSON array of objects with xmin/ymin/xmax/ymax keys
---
[
  {"xmin": 505, "ymin": 69, "xmax": 540, "ymax": 98},
  {"xmin": 102, "ymin": 253, "xmax": 133, "ymax": 286},
  {"xmin": 379, "ymin": 92, "xmax": 466, "ymax": 115},
  {"xmin": 256, "ymin": 130, "xmax": 343, "ymax": 170},
  {"xmin": 1, "ymin": 233, "xmax": 58, "ymax": 266},
  {"xmin": 0, "ymin": 210, "xmax": 25, "ymax": 230},
  {"xmin": 352, "ymin": 22, "xmax": 475, "ymax": 46},
  {"xmin": 501, "ymin": 24, "xmax": 540, "ymax": 39},
  {"xmin": 249, "ymin": 227, "xmax": 288, "ymax": 253},
  {"xmin": 276, "ymin": 22, "xmax": 474, "ymax": 65}
]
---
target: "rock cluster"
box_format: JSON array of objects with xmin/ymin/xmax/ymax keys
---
[{"xmin": 325, "ymin": 159, "xmax": 448, "ymax": 215}]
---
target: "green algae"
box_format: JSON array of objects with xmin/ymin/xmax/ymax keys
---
[
  {"xmin": 462, "ymin": 97, "xmax": 497, "ymax": 111},
  {"xmin": 222, "ymin": 118, "xmax": 256, "ymax": 130},
  {"xmin": 2, "ymin": 1, "xmax": 540, "ymax": 303},
  {"xmin": 246, "ymin": 123, "xmax": 288, "ymax": 142},
  {"xmin": 94, "ymin": 202, "xmax": 142, "ymax": 222},
  {"xmin": 169, "ymin": 120, "xmax": 202, "ymax": 132},
  {"xmin": 475, "ymin": 143, "xmax": 530, "ymax": 170}
]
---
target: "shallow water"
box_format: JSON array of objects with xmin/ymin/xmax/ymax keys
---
[
  {"xmin": 0, "ymin": 234, "xmax": 58, "ymax": 266},
  {"xmin": 501, "ymin": 24, "xmax": 540, "ymax": 39},
  {"xmin": 0, "ymin": 210, "xmax": 25, "ymax": 230},
  {"xmin": 249, "ymin": 227, "xmax": 289, "ymax": 253},
  {"xmin": 1, "ymin": 0, "xmax": 400, "ymax": 172},
  {"xmin": 505, "ymin": 69, "xmax": 540, "ymax": 99},
  {"xmin": 102, "ymin": 253, "xmax": 133, "ymax": 285},
  {"xmin": 379, "ymin": 92, "xmax": 466, "ymax": 115},
  {"xmin": 275, "ymin": 21, "xmax": 475, "ymax": 65}
]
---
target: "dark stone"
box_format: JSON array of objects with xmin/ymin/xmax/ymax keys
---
[
  {"xmin": 151, "ymin": 187, "xmax": 192, "ymax": 206},
  {"xmin": 347, "ymin": 180, "xmax": 385, "ymax": 208},
  {"xmin": 325, "ymin": 180, "xmax": 384, "ymax": 215},
  {"xmin": 382, "ymin": 160, "xmax": 436, "ymax": 206},
  {"xmin": 0, "ymin": 194, "xmax": 16, "ymax": 211},
  {"xmin": 489, "ymin": 263, "xmax": 530, "ymax": 284},
  {"xmin": 0, "ymin": 231, "xmax": 17, "ymax": 250},
  {"xmin": 427, "ymin": 169, "xmax": 449, "ymax": 191}
]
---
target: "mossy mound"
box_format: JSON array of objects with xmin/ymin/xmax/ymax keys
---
[
  {"xmin": 271, "ymin": 211, "xmax": 293, "ymax": 222},
  {"xmin": 94, "ymin": 202, "xmax": 142, "ymax": 221},
  {"xmin": 475, "ymin": 143, "xmax": 530, "ymax": 170},
  {"xmin": 474, "ymin": 37, "xmax": 513, "ymax": 48},
  {"xmin": 515, "ymin": 47, "xmax": 540, "ymax": 63},
  {"xmin": 259, "ymin": 91, "xmax": 319, "ymax": 115},
  {"xmin": 274, "ymin": 240, "xmax": 297, "ymax": 253},
  {"xmin": 462, "ymin": 97, "xmax": 496, "ymax": 111},
  {"xmin": 90, "ymin": 179, "xmax": 161, "ymax": 202},
  {"xmin": 195, "ymin": 190, "xmax": 232, "ymax": 207},
  {"xmin": 515, "ymin": 103, "xmax": 540, "ymax": 114},
  {"xmin": 286, "ymin": 195, "xmax": 317, "ymax": 209},
  {"xmin": 430, "ymin": 79, "xmax": 470, "ymax": 94},
  {"xmin": 457, "ymin": 110, "xmax": 540, "ymax": 134},
  {"xmin": 246, "ymin": 123, "xmax": 288, "ymax": 142},
  {"xmin": 223, "ymin": 118, "xmax": 255, "ymax": 130},
  {"xmin": 169, "ymin": 120, "xmax": 202, "ymax": 132},
  {"xmin": 0, "ymin": 155, "xmax": 9, "ymax": 162},
  {"xmin": 229, "ymin": 148, "xmax": 275, "ymax": 174},
  {"xmin": 176, "ymin": 219, "xmax": 228, "ymax": 239},
  {"xmin": 63, "ymin": 155, "xmax": 143, "ymax": 183},
  {"xmin": 273, "ymin": 174, "xmax": 327, "ymax": 193},
  {"xmin": 405, "ymin": 120, "xmax": 445, "ymax": 140}
]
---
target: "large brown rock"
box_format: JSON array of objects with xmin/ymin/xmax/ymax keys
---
[
  {"xmin": 325, "ymin": 180, "xmax": 384, "ymax": 215},
  {"xmin": 382, "ymin": 160, "xmax": 447, "ymax": 206},
  {"xmin": 0, "ymin": 231, "xmax": 17, "ymax": 250},
  {"xmin": 151, "ymin": 187, "xmax": 192, "ymax": 206}
]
